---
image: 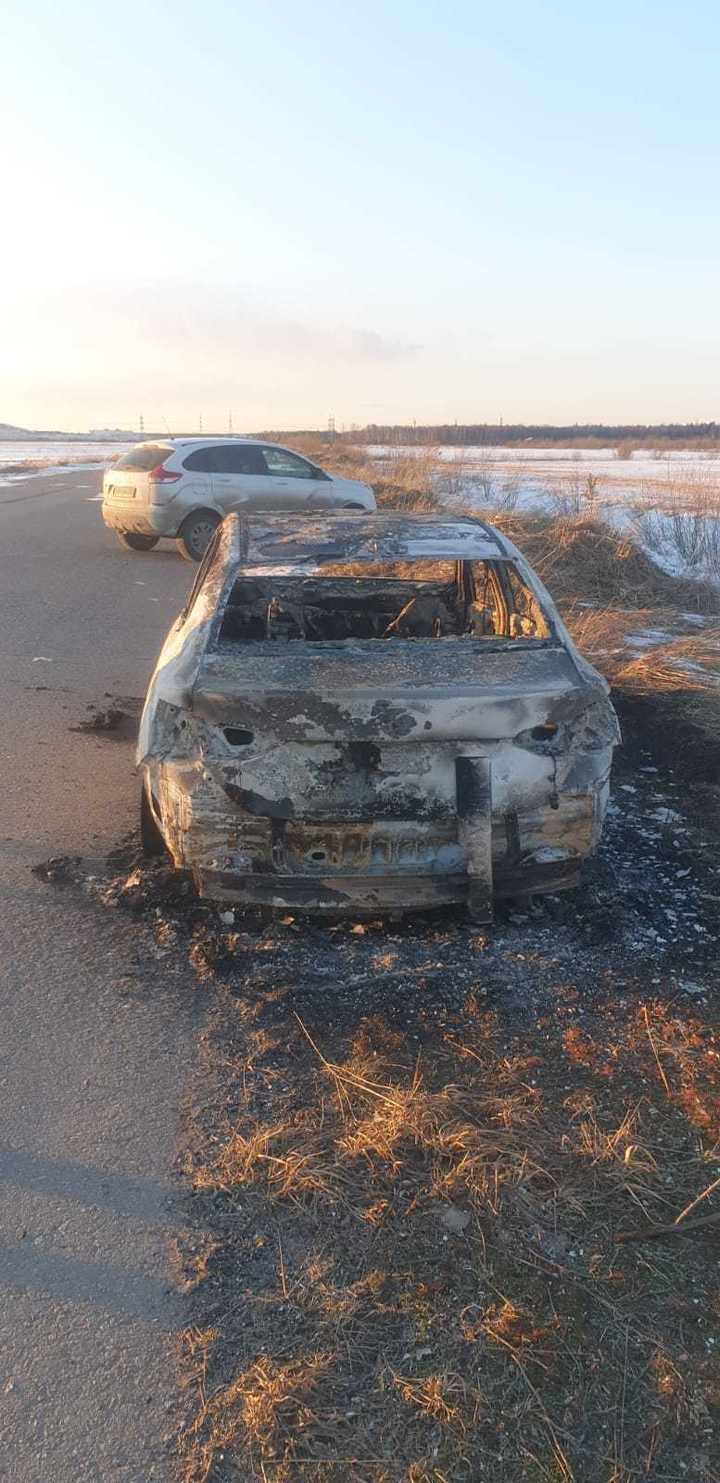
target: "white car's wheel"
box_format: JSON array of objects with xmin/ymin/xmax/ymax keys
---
[
  {"xmin": 117, "ymin": 532, "xmax": 159, "ymax": 551},
  {"xmin": 176, "ymin": 509, "xmax": 221, "ymax": 562}
]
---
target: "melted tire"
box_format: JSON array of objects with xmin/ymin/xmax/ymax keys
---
[{"xmin": 140, "ymin": 783, "xmax": 166, "ymax": 857}]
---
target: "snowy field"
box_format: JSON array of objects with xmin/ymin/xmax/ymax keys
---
[
  {"xmin": 0, "ymin": 439, "xmax": 135, "ymax": 481},
  {"xmin": 364, "ymin": 445, "xmax": 720, "ymax": 585},
  {"xmin": 366, "ymin": 444, "xmax": 720, "ymax": 512}
]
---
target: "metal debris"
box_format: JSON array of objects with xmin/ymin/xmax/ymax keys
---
[{"xmin": 32, "ymin": 855, "xmax": 81, "ymax": 884}]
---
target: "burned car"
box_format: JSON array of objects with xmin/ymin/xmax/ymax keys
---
[{"xmin": 137, "ymin": 513, "xmax": 619, "ymax": 921}]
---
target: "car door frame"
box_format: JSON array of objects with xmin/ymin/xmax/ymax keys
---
[
  {"xmin": 209, "ymin": 444, "xmax": 272, "ymax": 512},
  {"xmin": 257, "ymin": 445, "xmax": 329, "ymax": 509}
]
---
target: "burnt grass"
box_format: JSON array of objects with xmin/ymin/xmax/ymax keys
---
[{"xmin": 85, "ymin": 719, "xmax": 720, "ymax": 1483}]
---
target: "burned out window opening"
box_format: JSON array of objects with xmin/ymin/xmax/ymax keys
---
[
  {"xmin": 181, "ymin": 527, "xmax": 224, "ymax": 621},
  {"xmin": 215, "ymin": 559, "xmax": 552, "ymax": 645}
]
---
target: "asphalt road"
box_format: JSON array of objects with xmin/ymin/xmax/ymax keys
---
[{"xmin": 0, "ymin": 468, "xmax": 198, "ymax": 1481}]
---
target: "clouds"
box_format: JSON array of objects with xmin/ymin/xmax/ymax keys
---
[
  {"xmin": 0, "ymin": 277, "xmax": 425, "ymax": 428},
  {"xmin": 58, "ymin": 281, "xmax": 421, "ymax": 367},
  {"xmin": 146, "ymin": 287, "xmax": 420, "ymax": 365}
]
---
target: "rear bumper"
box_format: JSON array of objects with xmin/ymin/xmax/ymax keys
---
[
  {"xmin": 193, "ymin": 858, "xmax": 582, "ymax": 915},
  {"xmin": 101, "ymin": 500, "xmax": 179, "ymax": 537},
  {"xmin": 148, "ymin": 749, "xmax": 608, "ymax": 920}
]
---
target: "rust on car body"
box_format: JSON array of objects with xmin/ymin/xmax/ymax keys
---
[{"xmin": 138, "ymin": 514, "xmax": 620, "ymax": 921}]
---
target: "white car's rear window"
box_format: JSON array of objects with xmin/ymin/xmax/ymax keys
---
[{"xmin": 113, "ymin": 444, "xmax": 173, "ymax": 471}]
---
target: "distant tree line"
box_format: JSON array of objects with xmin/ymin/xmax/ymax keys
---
[{"xmin": 333, "ymin": 422, "xmax": 720, "ymax": 447}]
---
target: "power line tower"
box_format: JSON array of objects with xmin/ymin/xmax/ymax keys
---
[
  {"xmin": 199, "ymin": 413, "xmax": 203, "ymax": 434},
  {"xmin": 139, "ymin": 413, "xmax": 144, "ymax": 435},
  {"xmin": 228, "ymin": 411, "xmax": 233, "ymax": 435},
  {"xmin": 328, "ymin": 414, "xmax": 336, "ymax": 444}
]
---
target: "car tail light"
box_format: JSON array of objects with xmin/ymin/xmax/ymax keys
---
[
  {"xmin": 514, "ymin": 720, "xmax": 562, "ymax": 754},
  {"xmin": 148, "ymin": 464, "xmax": 181, "ymax": 483},
  {"xmin": 515, "ymin": 694, "xmax": 620, "ymax": 754},
  {"xmin": 224, "ymin": 728, "xmax": 254, "ymax": 746}
]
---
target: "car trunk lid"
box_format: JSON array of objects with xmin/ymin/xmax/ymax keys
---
[{"xmin": 192, "ymin": 641, "xmax": 582, "ymax": 743}]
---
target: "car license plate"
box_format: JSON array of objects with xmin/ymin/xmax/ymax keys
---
[
  {"xmin": 285, "ymin": 820, "xmax": 462, "ymax": 874},
  {"xmin": 110, "ymin": 485, "xmax": 135, "ymax": 499}
]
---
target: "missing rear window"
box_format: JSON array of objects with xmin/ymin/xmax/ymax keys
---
[{"xmin": 216, "ymin": 560, "xmax": 551, "ymax": 645}]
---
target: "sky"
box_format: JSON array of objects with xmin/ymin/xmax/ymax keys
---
[{"xmin": 2, "ymin": 0, "xmax": 720, "ymax": 432}]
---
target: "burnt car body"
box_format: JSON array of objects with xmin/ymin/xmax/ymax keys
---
[{"xmin": 138, "ymin": 513, "xmax": 620, "ymax": 921}]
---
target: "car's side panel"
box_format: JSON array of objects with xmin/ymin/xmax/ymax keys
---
[
  {"xmin": 257, "ymin": 446, "xmax": 327, "ymax": 510},
  {"xmin": 204, "ymin": 445, "xmax": 267, "ymax": 514}
]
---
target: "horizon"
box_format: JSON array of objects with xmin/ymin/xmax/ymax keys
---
[
  {"xmin": 4, "ymin": 1, "xmax": 720, "ymax": 429},
  {"xmin": 4, "ymin": 416, "xmax": 720, "ymax": 442}
]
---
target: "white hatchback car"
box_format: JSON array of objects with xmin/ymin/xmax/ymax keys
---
[{"xmin": 101, "ymin": 437, "xmax": 376, "ymax": 560}]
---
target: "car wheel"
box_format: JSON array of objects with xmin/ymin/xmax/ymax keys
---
[
  {"xmin": 140, "ymin": 782, "xmax": 166, "ymax": 857},
  {"xmin": 176, "ymin": 509, "xmax": 221, "ymax": 562},
  {"xmin": 342, "ymin": 503, "xmax": 366, "ymax": 510},
  {"xmin": 116, "ymin": 532, "xmax": 159, "ymax": 551}
]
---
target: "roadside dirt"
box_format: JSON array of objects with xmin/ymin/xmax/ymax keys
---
[{"xmin": 69, "ymin": 694, "xmax": 143, "ymax": 741}]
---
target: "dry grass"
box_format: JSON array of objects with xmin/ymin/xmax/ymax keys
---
[
  {"xmin": 563, "ymin": 606, "xmax": 720, "ymax": 691},
  {"xmin": 288, "ymin": 436, "xmax": 444, "ymax": 512},
  {"xmin": 615, "ymin": 633, "xmax": 720, "ymax": 700},
  {"xmin": 487, "ymin": 514, "xmax": 720, "ymax": 790},
  {"xmin": 492, "ymin": 511, "xmax": 720, "ymax": 615},
  {"xmin": 180, "ymin": 994, "xmax": 720, "ymax": 1483},
  {"xmin": 0, "ymin": 454, "xmax": 114, "ymax": 476},
  {"xmin": 637, "ymin": 498, "xmax": 720, "ymax": 577},
  {"xmin": 285, "ymin": 437, "xmax": 521, "ymax": 514}
]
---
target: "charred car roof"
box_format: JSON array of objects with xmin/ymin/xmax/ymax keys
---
[{"xmin": 222, "ymin": 512, "xmax": 519, "ymax": 571}]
